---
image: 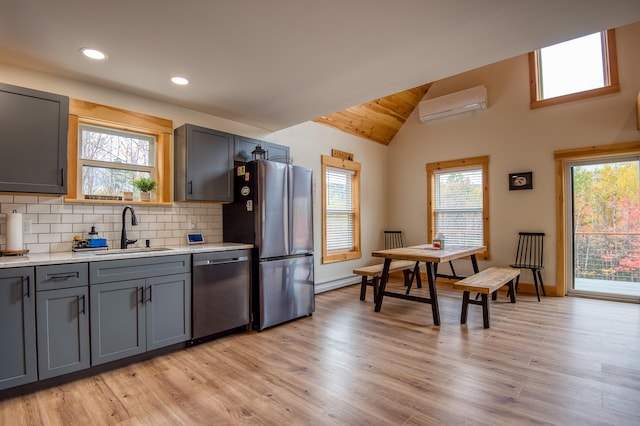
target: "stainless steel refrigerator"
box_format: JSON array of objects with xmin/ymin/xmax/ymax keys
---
[{"xmin": 223, "ymin": 160, "xmax": 314, "ymax": 330}]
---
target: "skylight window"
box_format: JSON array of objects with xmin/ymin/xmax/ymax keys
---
[
  {"xmin": 538, "ymin": 33, "xmax": 605, "ymax": 99},
  {"xmin": 529, "ymin": 29, "xmax": 619, "ymax": 109}
]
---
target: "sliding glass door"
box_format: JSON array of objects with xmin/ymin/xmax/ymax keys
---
[{"xmin": 567, "ymin": 156, "xmax": 640, "ymax": 301}]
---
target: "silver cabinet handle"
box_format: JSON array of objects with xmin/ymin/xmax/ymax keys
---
[{"xmin": 193, "ymin": 256, "xmax": 249, "ymax": 266}]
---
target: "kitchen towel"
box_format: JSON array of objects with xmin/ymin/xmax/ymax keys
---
[{"xmin": 6, "ymin": 210, "xmax": 23, "ymax": 251}]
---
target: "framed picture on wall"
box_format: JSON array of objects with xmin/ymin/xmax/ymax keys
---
[{"xmin": 509, "ymin": 172, "xmax": 533, "ymax": 190}]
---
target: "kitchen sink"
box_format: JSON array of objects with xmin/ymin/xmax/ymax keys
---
[{"xmin": 94, "ymin": 247, "xmax": 174, "ymax": 255}]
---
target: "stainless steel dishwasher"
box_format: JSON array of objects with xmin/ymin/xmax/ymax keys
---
[{"xmin": 191, "ymin": 249, "xmax": 251, "ymax": 342}]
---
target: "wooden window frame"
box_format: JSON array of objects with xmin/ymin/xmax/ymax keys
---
[
  {"xmin": 426, "ymin": 155, "xmax": 490, "ymax": 260},
  {"xmin": 65, "ymin": 99, "xmax": 173, "ymax": 205},
  {"xmin": 321, "ymin": 154, "xmax": 361, "ymax": 264},
  {"xmin": 529, "ymin": 29, "xmax": 619, "ymax": 110}
]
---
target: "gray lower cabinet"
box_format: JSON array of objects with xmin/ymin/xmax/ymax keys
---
[
  {"xmin": 89, "ymin": 255, "xmax": 191, "ymax": 366},
  {"xmin": 35, "ymin": 263, "xmax": 90, "ymax": 380},
  {"xmin": 146, "ymin": 273, "xmax": 192, "ymax": 350},
  {"xmin": 90, "ymin": 278, "xmax": 146, "ymax": 365},
  {"xmin": 0, "ymin": 267, "xmax": 37, "ymax": 391}
]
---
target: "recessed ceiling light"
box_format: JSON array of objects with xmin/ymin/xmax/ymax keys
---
[
  {"xmin": 80, "ymin": 48, "xmax": 107, "ymax": 60},
  {"xmin": 171, "ymin": 76, "xmax": 190, "ymax": 85}
]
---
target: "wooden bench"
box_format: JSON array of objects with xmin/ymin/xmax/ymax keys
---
[
  {"xmin": 354, "ymin": 260, "xmax": 419, "ymax": 301},
  {"xmin": 452, "ymin": 267, "xmax": 520, "ymax": 329}
]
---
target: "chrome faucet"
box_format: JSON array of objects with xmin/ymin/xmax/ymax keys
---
[{"xmin": 121, "ymin": 205, "xmax": 139, "ymax": 249}]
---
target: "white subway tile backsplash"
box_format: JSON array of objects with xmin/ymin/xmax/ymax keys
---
[
  {"xmin": 51, "ymin": 224, "xmax": 73, "ymax": 233},
  {"xmin": 62, "ymin": 214, "xmax": 83, "ymax": 223},
  {"xmin": 38, "ymin": 214, "xmax": 62, "ymax": 224},
  {"xmin": 51, "ymin": 204, "xmax": 74, "ymax": 214},
  {"xmin": 28, "ymin": 243, "xmax": 50, "ymax": 254},
  {"xmin": 165, "ymin": 222, "xmax": 180, "ymax": 230},
  {"xmin": 82, "ymin": 214, "xmax": 104, "ymax": 224},
  {"xmin": 1, "ymin": 204, "xmax": 26, "ymax": 214},
  {"xmin": 93, "ymin": 205, "xmax": 115, "ymax": 214},
  {"xmin": 38, "ymin": 196, "xmax": 62, "ymax": 205},
  {"xmin": 157, "ymin": 230, "xmax": 173, "ymax": 238},
  {"xmin": 72, "ymin": 205, "xmax": 94, "ymax": 214},
  {"xmin": 0, "ymin": 197, "xmax": 223, "ymax": 253},
  {"xmin": 39, "ymin": 233, "xmax": 61, "ymax": 243},
  {"xmin": 27, "ymin": 204, "xmax": 51, "ymax": 214},
  {"xmin": 14, "ymin": 195, "xmax": 39, "ymax": 204},
  {"xmin": 32, "ymin": 224, "xmax": 51, "ymax": 234}
]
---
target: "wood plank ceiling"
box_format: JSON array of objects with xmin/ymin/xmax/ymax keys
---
[{"xmin": 313, "ymin": 83, "xmax": 432, "ymax": 145}]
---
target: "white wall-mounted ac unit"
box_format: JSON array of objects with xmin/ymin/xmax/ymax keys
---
[{"xmin": 418, "ymin": 85, "xmax": 488, "ymax": 122}]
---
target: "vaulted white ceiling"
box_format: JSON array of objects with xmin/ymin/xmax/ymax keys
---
[{"xmin": 1, "ymin": 1, "xmax": 639, "ymax": 131}]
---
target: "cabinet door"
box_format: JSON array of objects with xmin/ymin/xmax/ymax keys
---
[
  {"xmin": 234, "ymin": 135, "xmax": 264, "ymax": 163},
  {"xmin": 234, "ymin": 135, "xmax": 290, "ymax": 164},
  {"xmin": 36, "ymin": 286, "xmax": 90, "ymax": 379},
  {"xmin": 146, "ymin": 273, "xmax": 191, "ymax": 351},
  {"xmin": 264, "ymin": 142, "xmax": 290, "ymax": 164},
  {"xmin": 0, "ymin": 83, "xmax": 68, "ymax": 194},
  {"xmin": 175, "ymin": 124, "xmax": 234, "ymax": 202},
  {"xmin": 0, "ymin": 267, "xmax": 37, "ymax": 391},
  {"xmin": 90, "ymin": 279, "xmax": 146, "ymax": 366}
]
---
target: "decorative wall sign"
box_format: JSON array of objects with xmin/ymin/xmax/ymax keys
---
[
  {"xmin": 332, "ymin": 149, "xmax": 354, "ymax": 161},
  {"xmin": 509, "ymin": 172, "xmax": 533, "ymax": 190}
]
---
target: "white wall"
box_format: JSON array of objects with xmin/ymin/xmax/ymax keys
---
[
  {"xmin": 2, "ymin": 21, "xmax": 638, "ymax": 294},
  {"xmin": 0, "ymin": 63, "xmax": 389, "ymax": 291},
  {"xmin": 387, "ymin": 21, "xmax": 640, "ymax": 289},
  {"xmin": 274, "ymin": 122, "xmax": 389, "ymax": 291}
]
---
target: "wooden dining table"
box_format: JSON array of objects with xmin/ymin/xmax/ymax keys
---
[{"xmin": 371, "ymin": 244, "xmax": 486, "ymax": 325}]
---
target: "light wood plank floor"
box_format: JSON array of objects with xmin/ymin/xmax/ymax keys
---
[{"xmin": 1, "ymin": 280, "xmax": 639, "ymax": 425}]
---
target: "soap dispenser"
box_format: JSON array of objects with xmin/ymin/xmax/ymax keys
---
[{"xmin": 87, "ymin": 225, "xmax": 106, "ymax": 248}]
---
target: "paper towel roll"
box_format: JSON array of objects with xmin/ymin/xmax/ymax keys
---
[{"xmin": 6, "ymin": 211, "xmax": 23, "ymax": 251}]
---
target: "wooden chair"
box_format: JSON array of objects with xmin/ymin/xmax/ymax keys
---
[
  {"xmin": 509, "ymin": 232, "xmax": 546, "ymax": 302},
  {"xmin": 384, "ymin": 230, "xmax": 405, "ymax": 250},
  {"xmin": 384, "ymin": 231, "xmax": 421, "ymax": 291}
]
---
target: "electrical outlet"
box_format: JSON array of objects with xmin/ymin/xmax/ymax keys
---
[
  {"xmin": 189, "ymin": 218, "xmax": 197, "ymax": 230},
  {"xmin": 23, "ymin": 219, "xmax": 32, "ymax": 234}
]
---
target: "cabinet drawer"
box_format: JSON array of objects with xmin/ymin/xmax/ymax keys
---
[
  {"xmin": 36, "ymin": 263, "xmax": 88, "ymax": 291},
  {"xmin": 90, "ymin": 254, "xmax": 190, "ymax": 284}
]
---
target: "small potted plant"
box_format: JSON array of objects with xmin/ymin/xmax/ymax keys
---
[{"xmin": 133, "ymin": 177, "xmax": 157, "ymax": 202}]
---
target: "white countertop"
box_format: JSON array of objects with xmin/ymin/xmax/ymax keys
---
[{"xmin": 0, "ymin": 243, "xmax": 253, "ymax": 268}]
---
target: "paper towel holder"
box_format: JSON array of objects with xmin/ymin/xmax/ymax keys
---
[{"xmin": 2, "ymin": 209, "xmax": 29, "ymax": 256}]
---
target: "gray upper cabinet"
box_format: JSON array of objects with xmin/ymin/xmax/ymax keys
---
[
  {"xmin": 35, "ymin": 263, "xmax": 90, "ymax": 380},
  {"xmin": 0, "ymin": 83, "xmax": 68, "ymax": 194},
  {"xmin": 0, "ymin": 267, "xmax": 37, "ymax": 391},
  {"xmin": 234, "ymin": 135, "xmax": 290, "ymax": 164},
  {"xmin": 174, "ymin": 123, "xmax": 234, "ymax": 202}
]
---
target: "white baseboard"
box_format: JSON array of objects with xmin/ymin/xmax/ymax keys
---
[{"xmin": 315, "ymin": 275, "xmax": 360, "ymax": 294}]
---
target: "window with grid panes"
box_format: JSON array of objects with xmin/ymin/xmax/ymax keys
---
[
  {"xmin": 427, "ymin": 156, "xmax": 489, "ymax": 259},
  {"xmin": 321, "ymin": 155, "xmax": 361, "ymax": 263},
  {"xmin": 79, "ymin": 124, "xmax": 156, "ymax": 197},
  {"xmin": 66, "ymin": 98, "xmax": 173, "ymax": 204}
]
